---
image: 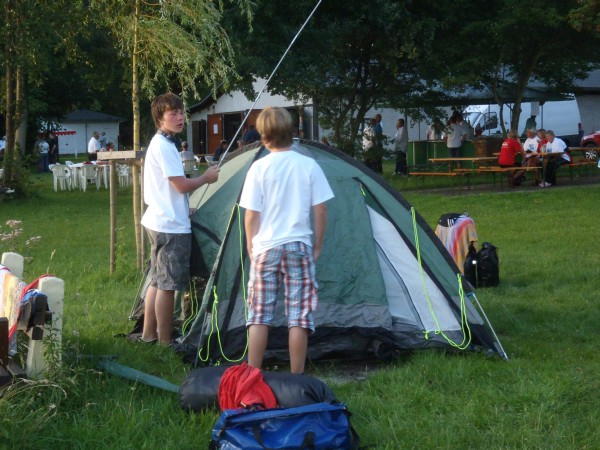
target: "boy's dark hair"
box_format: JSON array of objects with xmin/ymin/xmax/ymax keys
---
[
  {"xmin": 151, "ymin": 93, "xmax": 184, "ymax": 128},
  {"xmin": 256, "ymin": 107, "xmax": 293, "ymax": 149}
]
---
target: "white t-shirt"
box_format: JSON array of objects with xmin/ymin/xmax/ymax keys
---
[
  {"xmin": 447, "ymin": 123, "xmax": 465, "ymax": 148},
  {"xmin": 38, "ymin": 141, "xmax": 49, "ymax": 154},
  {"xmin": 546, "ymin": 137, "xmax": 570, "ymax": 162},
  {"xmin": 394, "ymin": 126, "xmax": 408, "ymax": 153},
  {"xmin": 362, "ymin": 126, "xmax": 375, "ymax": 151},
  {"xmin": 88, "ymin": 137, "xmax": 101, "ymax": 154},
  {"xmin": 522, "ymin": 136, "xmax": 540, "ymax": 157},
  {"xmin": 141, "ymin": 134, "xmax": 190, "ymax": 233},
  {"xmin": 239, "ymin": 149, "xmax": 334, "ymax": 256}
]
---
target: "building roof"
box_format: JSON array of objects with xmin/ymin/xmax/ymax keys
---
[
  {"xmin": 187, "ymin": 85, "xmax": 225, "ymax": 114},
  {"xmin": 574, "ymin": 69, "xmax": 600, "ymax": 92},
  {"xmin": 62, "ymin": 109, "xmax": 125, "ymax": 123}
]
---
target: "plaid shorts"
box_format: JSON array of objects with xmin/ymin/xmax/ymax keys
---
[
  {"xmin": 246, "ymin": 241, "xmax": 318, "ymax": 332},
  {"xmin": 146, "ymin": 228, "xmax": 191, "ymax": 292}
]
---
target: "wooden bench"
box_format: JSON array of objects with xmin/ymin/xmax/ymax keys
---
[
  {"xmin": 0, "ymin": 252, "xmax": 64, "ymax": 385},
  {"xmin": 474, "ymin": 166, "xmax": 542, "ymax": 189},
  {"xmin": 408, "ymin": 171, "xmax": 466, "ymax": 177},
  {"xmin": 408, "ymin": 171, "xmax": 469, "ymax": 191},
  {"xmin": 561, "ymin": 147, "xmax": 598, "ymax": 180}
]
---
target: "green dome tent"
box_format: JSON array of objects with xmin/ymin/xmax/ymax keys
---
[{"xmin": 176, "ymin": 140, "xmax": 507, "ymax": 364}]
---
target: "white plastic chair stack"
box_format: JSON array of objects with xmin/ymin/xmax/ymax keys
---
[
  {"xmin": 117, "ymin": 164, "xmax": 131, "ymax": 187},
  {"xmin": 50, "ymin": 164, "xmax": 72, "ymax": 192},
  {"xmin": 79, "ymin": 164, "xmax": 100, "ymax": 192}
]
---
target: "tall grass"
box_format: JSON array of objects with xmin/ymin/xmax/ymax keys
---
[{"xmin": 1, "ymin": 165, "xmax": 599, "ymax": 449}]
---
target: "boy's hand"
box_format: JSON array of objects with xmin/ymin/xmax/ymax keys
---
[{"xmin": 203, "ymin": 165, "xmax": 219, "ymax": 184}]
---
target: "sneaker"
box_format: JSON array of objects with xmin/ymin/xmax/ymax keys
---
[{"xmin": 539, "ymin": 182, "xmax": 552, "ymax": 188}]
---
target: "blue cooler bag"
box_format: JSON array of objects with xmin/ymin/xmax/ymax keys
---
[{"xmin": 209, "ymin": 402, "xmax": 359, "ymax": 450}]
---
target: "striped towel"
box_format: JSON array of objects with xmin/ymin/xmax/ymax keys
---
[
  {"xmin": 0, "ymin": 265, "xmax": 28, "ymax": 340},
  {"xmin": 435, "ymin": 217, "xmax": 478, "ymax": 274}
]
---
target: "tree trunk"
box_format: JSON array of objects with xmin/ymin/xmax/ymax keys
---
[
  {"xmin": 16, "ymin": 67, "xmax": 27, "ymax": 157},
  {"xmin": 4, "ymin": 63, "xmax": 16, "ymax": 182},
  {"xmin": 132, "ymin": 0, "xmax": 143, "ymax": 270}
]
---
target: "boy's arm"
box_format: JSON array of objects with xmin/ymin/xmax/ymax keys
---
[
  {"xmin": 312, "ymin": 202, "xmax": 328, "ymax": 262},
  {"xmin": 169, "ymin": 166, "xmax": 219, "ymax": 194},
  {"xmin": 244, "ymin": 209, "xmax": 261, "ymax": 260}
]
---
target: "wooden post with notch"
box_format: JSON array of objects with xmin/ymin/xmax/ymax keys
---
[{"xmin": 97, "ymin": 150, "xmax": 145, "ymax": 273}]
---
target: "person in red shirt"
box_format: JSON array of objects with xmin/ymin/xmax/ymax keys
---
[{"xmin": 498, "ymin": 130, "xmax": 525, "ymax": 187}]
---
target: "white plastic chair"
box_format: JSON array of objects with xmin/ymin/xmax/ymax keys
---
[
  {"xmin": 78, "ymin": 164, "xmax": 100, "ymax": 191},
  {"xmin": 183, "ymin": 160, "xmax": 198, "ymax": 178},
  {"xmin": 50, "ymin": 164, "xmax": 72, "ymax": 192},
  {"xmin": 97, "ymin": 164, "xmax": 109, "ymax": 189},
  {"xmin": 117, "ymin": 164, "xmax": 131, "ymax": 187}
]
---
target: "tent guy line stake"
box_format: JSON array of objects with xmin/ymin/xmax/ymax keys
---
[{"xmin": 191, "ymin": 0, "xmax": 322, "ymax": 209}]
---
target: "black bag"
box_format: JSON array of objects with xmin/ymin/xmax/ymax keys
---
[
  {"xmin": 477, "ymin": 242, "xmax": 499, "ymax": 287},
  {"xmin": 180, "ymin": 366, "xmax": 338, "ymax": 412},
  {"xmin": 463, "ymin": 242, "xmax": 478, "ymax": 287},
  {"xmin": 438, "ymin": 212, "xmax": 467, "ymax": 227}
]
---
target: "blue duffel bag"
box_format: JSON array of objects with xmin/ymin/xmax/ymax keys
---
[{"xmin": 209, "ymin": 402, "xmax": 360, "ymax": 450}]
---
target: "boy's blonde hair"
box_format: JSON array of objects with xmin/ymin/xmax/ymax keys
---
[
  {"xmin": 256, "ymin": 106, "xmax": 293, "ymax": 149},
  {"xmin": 151, "ymin": 92, "xmax": 184, "ymax": 128}
]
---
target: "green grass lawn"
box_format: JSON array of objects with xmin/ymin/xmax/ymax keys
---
[{"xmin": 1, "ymin": 163, "xmax": 599, "ymax": 449}]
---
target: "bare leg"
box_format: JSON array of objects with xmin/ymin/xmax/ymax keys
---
[
  {"xmin": 155, "ymin": 289, "xmax": 175, "ymax": 345},
  {"xmin": 289, "ymin": 326, "xmax": 309, "ymax": 374},
  {"xmin": 248, "ymin": 324, "xmax": 269, "ymax": 370},
  {"xmin": 142, "ymin": 285, "xmax": 158, "ymax": 341}
]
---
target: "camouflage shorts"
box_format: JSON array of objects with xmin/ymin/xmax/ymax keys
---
[{"xmin": 146, "ymin": 229, "xmax": 191, "ymax": 292}]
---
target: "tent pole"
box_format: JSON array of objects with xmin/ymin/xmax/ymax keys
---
[{"xmin": 469, "ymin": 293, "xmax": 509, "ymax": 361}]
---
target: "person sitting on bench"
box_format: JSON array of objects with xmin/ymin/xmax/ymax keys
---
[{"xmin": 498, "ymin": 130, "xmax": 525, "ymax": 187}]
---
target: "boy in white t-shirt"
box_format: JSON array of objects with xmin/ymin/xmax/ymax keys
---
[
  {"xmin": 141, "ymin": 93, "xmax": 219, "ymax": 345},
  {"xmin": 239, "ymin": 107, "xmax": 334, "ymax": 374}
]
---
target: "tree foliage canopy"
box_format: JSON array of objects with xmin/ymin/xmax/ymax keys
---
[{"xmin": 226, "ymin": 0, "xmax": 600, "ymax": 148}]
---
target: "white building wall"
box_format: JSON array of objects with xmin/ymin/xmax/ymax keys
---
[
  {"xmin": 58, "ymin": 122, "xmax": 121, "ymax": 155},
  {"xmin": 576, "ymin": 95, "xmax": 600, "ymax": 135}
]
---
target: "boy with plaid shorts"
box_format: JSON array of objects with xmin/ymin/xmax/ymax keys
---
[
  {"xmin": 239, "ymin": 107, "xmax": 334, "ymax": 373},
  {"xmin": 140, "ymin": 93, "xmax": 219, "ymax": 345}
]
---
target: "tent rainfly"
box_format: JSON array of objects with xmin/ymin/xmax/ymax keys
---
[{"xmin": 161, "ymin": 140, "xmax": 508, "ymax": 364}]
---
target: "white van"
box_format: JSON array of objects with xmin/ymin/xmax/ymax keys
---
[{"xmin": 462, "ymin": 99, "xmax": 582, "ymax": 145}]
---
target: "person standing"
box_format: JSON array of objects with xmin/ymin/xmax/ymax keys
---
[
  {"xmin": 48, "ymin": 132, "xmax": 59, "ymax": 164},
  {"xmin": 445, "ymin": 116, "xmax": 466, "ymax": 168},
  {"xmin": 392, "ymin": 118, "xmax": 409, "ymax": 176},
  {"xmin": 240, "ymin": 106, "xmax": 334, "ymax": 374},
  {"xmin": 140, "ymin": 92, "xmax": 219, "ymax": 345},
  {"xmin": 87, "ymin": 131, "xmax": 101, "ymax": 162},
  {"xmin": 362, "ymin": 118, "xmax": 377, "ymax": 172},
  {"xmin": 99, "ymin": 132, "xmax": 108, "ymax": 149},
  {"xmin": 36, "ymin": 133, "xmax": 50, "ymax": 173},
  {"xmin": 242, "ymin": 124, "xmax": 261, "ymax": 145},
  {"xmin": 426, "ymin": 119, "xmax": 443, "ymax": 140},
  {"xmin": 372, "ymin": 114, "xmax": 384, "ymax": 173}
]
